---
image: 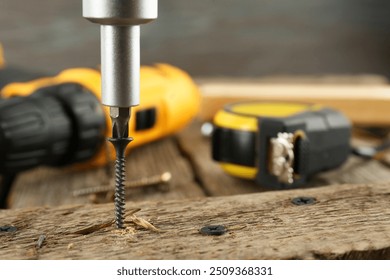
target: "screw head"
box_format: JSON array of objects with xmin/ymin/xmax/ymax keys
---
[
  {"xmin": 0, "ymin": 225, "xmax": 17, "ymax": 233},
  {"xmin": 200, "ymin": 225, "xmax": 226, "ymax": 236},
  {"xmin": 291, "ymin": 196, "xmax": 316, "ymax": 206}
]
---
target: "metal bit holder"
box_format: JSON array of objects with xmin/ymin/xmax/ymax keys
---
[{"xmin": 83, "ymin": 0, "xmax": 158, "ymax": 228}]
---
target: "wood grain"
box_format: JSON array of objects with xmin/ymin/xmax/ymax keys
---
[
  {"xmin": 0, "ymin": 183, "xmax": 389, "ymax": 259},
  {"xmin": 9, "ymin": 120, "xmax": 390, "ymax": 209},
  {"xmin": 8, "ymin": 137, "xmax": 205, "ymax": 209},
  {"xmin": 197, "ymin": 79, "xmax": 390, "ymax": 126}
]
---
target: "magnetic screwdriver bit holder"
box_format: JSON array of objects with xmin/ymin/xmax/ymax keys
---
[
  {"xmin": 83, "ymin": 0, "xmax": 158, "ymax": 228},
  {"xmin": 83, "ymin": 0, "xmax": 158, "ymax": 108}
]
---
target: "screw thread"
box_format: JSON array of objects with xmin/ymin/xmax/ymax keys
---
[
  {"xmin": 107, "ymin": 108, "xmax": 132, "ymax": 229},
  {"xmin": 114, "ymin": 155, "xmax": 126, "ymax": 229}
]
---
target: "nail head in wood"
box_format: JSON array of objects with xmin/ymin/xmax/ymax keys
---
[
  {"xmin": 291, "ymin": 196, "xmax": 316, "ymax": 206},
  {"xmin": 0, "ymin": 225, "xmax": 17, "ymax": 233},
  {"xmin": 200, "ymin": 225, "xmax": 226, "ymax": 236}
]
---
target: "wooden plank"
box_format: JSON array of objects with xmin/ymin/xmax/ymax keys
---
[
  {"xmin": 8, "ymin": 120, "xmax": 390, "ymax": 208},
  {"xmin": 7, "ymin": 137, "xmax": 205, "ymax": 209},
  {"xmin": 197, "ymin": 79, "xmax": 390, "ymax": 126},
  {"xmin": 176, "ymin": 121, "xmax": 390, "ymax": 196},
  {"xmin": 0, "ymin": 183, "xmax": 389, "ymax": 260}
]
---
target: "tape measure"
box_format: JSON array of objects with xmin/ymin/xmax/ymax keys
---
[{"xmin": 212, "ymin": 102, "xmax": 351, "ymax": 188}]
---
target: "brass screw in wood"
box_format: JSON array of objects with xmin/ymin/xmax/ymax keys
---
[{"xmin": 73, "ymin": 172, "xmax": 172, "ymax": 197}]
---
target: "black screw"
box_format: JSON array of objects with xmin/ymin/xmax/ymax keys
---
[
  {"xmin": 109, "ymin": 137, "xmax": 132, "ymax": 229},
  {"xmin": 200, "ymin": 225, "xmax": 226, "ymax": 236},
  {"xmin": 291, "ymin": 196, "xmax": 316, "ymax": 206},
  {"xmin": 0, "ymin": 225, "xmax": 17, "ymax": 233},
  {"xmin": 109, "ymin": 107, "xmax": 132, "ymax": 229}
]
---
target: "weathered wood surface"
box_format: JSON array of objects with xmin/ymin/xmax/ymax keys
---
[
  {"xmin": 1, "ymin": 183, "xmax": 389, "ymax": 260},
  {"xmin": 8, "ymin": 120, "xmax": 390, "ymax": 209},
  {"xmin": 8, "ymin": 137, "xmax": 206, "ymax": 209},
  {"xmin": 196, "ymin": 78, "xmax": 390, "ymax": 126}
]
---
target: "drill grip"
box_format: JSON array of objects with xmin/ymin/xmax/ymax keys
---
[{"xmin": 0, "ymin": 83, "xmax": 106, "ymax": 173}]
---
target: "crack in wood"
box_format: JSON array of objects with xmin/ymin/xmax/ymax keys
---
[
  {"xmin": 173, "ymin": 135, "xmax": 213, "ymax": 197},
  {"xmin": 71, "ymin": 208, "xmax": 161, "ymax": 235}
]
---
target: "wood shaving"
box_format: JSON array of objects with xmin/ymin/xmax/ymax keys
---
[
  {"xmin": 36, "ymin": 234, "xmax": 46, "ymax": 248},
  {"xmin": 73, "ymin": 220, "xmax": 113, "ymax": 235},
  {"xmin": 125, "ymin": 215, "xmax": 160, "ymax": 232},
  {"xmin": 67, "ymin": 243, "xmax": 74, "ymax": 250}
]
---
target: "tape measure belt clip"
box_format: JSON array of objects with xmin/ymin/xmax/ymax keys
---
[{"xmin": 255, "ymin": 116, "xmax": 306, "ymax": 188}]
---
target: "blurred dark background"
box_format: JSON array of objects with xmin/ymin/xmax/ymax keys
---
[{"xmin": 1, "ymin": 0, "xmax": 390, "ymax": 77}]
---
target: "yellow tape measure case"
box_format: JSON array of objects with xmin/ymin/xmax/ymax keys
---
[{"xmin": 212, "ymin": 102, "xmax": 351, "ymax": 188}]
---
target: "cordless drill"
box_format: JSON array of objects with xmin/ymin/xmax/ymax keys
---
[{"xmin": 0, "ymin": 64, "xmax": 200, "ymax": 173}]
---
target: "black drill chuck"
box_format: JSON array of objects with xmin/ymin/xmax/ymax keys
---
[{"xmin": 0, "ymin": 83, "xmax": 106, "ymax": 173}]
